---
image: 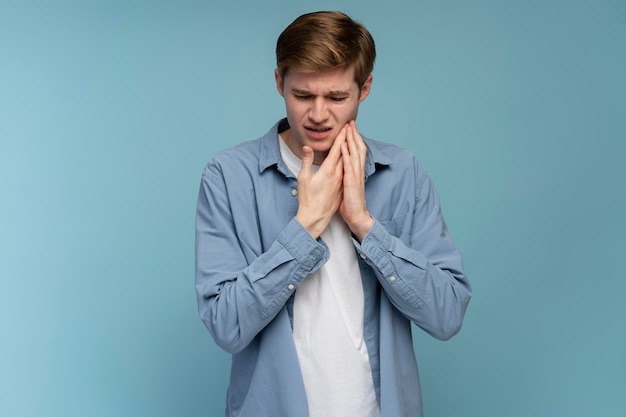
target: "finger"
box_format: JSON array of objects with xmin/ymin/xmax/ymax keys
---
[
  {"xmin": 349, "ymin": 122, "xmax": 367, "ymax": 166},
  {"xmin": 345, "ymin": 125, "xmax": 363, "ymax": 168},
  {"xmin": 350, "ymin": 121, "xmax": 367, "ymax": 150},
  {"xmin": 344, "ymin": 141, "xmax": 364, "ymax": 189},
  {"xmin": 346, "ymin": 124, "xmax": 357, "ymax": 156},
  {"xmin": 300, "ymin": 146, "xmax": 314, "ymax": 177},
  {"xmin": 340, "ymin": 141, "xmax": 352, "ymax": 176},
  {"xmin": 322, "ymin": 124, "xmax": 349, "ymax": 168}
]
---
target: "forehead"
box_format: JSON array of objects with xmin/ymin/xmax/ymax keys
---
[{"xmin": 283, "ymin": 66, "xmax": 358, "ymax": 92}]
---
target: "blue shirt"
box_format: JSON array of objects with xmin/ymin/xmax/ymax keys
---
[{"xmin": 195, "ymin": 119, "xmax": 472, "ymax": 417}]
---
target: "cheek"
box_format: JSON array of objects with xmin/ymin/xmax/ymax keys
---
[
  {"xmin": 337, "ymin": 103, "xmax": 359, "ymax": 122},
  {"xmin": 285, "ymin": 100, "xmax": 304, "ymax": 117}
]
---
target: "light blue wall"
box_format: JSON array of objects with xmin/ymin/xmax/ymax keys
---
[{"xmin": 1, "ymin": 0, "xmax": 624, "ymax": 416}]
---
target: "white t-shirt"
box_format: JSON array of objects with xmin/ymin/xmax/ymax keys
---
[{"xmin": 279, "ymin": 136, "xmax": 380, "ymax": 417}]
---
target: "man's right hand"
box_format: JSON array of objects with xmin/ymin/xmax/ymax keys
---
[{"xmin": 294, "ymin": 130, "xmax": 346, "ymax": 239}]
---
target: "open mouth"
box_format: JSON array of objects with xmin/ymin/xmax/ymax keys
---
[
  {"xmin": 305, "ymin": 126, "xmax": 333, "ymax": 140},
  {"xmin": 306, "ymin": 126, "xmax": 332, "ymax": 133}
]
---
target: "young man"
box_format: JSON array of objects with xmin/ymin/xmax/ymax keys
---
[{"xmin": 195, "ymin": 11, "xmax": 471, "ymax": 417}]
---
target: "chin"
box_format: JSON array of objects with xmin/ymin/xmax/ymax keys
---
[{"xmin": 307, "ymin": 139, "xmax": 334, "ymax": 152}]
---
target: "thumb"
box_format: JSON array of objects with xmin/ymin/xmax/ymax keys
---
[{"xmin": 300, "ymin": 146, "xmax": 314, "ymax": 173}]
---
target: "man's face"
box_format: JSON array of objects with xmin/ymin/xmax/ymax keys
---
[{"xmin": 275, "ymin": 66, "xmax": 372, "ymax": 165}]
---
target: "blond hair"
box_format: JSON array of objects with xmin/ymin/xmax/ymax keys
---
[{"xmin": 276, "ymin": 11, "xmax": 376, "ymax": 88}]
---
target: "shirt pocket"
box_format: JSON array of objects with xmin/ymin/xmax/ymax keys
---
[{"xmin": 379, "ymin": 213, "xmax": 408, "ymax": 237}]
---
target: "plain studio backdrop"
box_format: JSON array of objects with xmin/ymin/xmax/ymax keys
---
[{"xmin": 1, "ymin": 0, "xmax": 624, "ymax": 416}]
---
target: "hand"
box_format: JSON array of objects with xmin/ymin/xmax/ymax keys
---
[
  {"xmin": 339, "ymin": 121, "xmax": 374, "ymax": 242},
  {"xmin": 294, "ymin": 135, "xmax": 345, "ymax": 239}
]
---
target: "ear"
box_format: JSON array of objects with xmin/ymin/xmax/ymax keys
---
[
  {"xmin": 274, "ymin": 68, "xmax": 284, "ymax": 97},
  {"xmin": 358, "ymin": 74, "xmax": 373, "ymax": 103}
]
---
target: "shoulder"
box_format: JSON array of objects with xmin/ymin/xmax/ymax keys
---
[
  {"xmin": 201, "ymin": 123, "xmax": 281, "ymax": 181},
  {"xmin": 200, "ymin": 138, "xmax": 261, "ymax": 182},
  {"xmin": 210, "ymin": 138, "xmax": 264, "ymax": 168}
]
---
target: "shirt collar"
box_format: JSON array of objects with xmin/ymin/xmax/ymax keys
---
[{"xmin": 259, "ymin": 118, "xmax": 393, "ymax": 178}]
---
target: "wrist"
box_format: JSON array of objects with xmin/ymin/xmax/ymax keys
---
[
  {"xmin": 295, "ymin": 213, "xmax": 326, "ymax": 240},
  {"xmin": 350, "ymin": 214, "xmax": 374, "ymax": 243}
]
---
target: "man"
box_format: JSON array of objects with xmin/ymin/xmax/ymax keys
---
[{"xmin": 195, "ymin": 11, "xmax": 471, "ymax": 417}]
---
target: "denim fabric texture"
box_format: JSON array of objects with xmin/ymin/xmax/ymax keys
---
[{"xmin": 195, "ymin": 119, "xmax": 471, "ymax": 417}]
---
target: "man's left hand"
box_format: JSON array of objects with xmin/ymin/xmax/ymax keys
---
[{"xmin": 339, "ymin": 121, "xmax": 374, "ymax": 242}]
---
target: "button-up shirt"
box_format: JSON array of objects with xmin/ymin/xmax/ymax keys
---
[{"xmin": 195, "ymin": 119, "xmax": 472, "ymax": 417}]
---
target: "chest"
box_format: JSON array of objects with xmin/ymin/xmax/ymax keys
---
[{"xmin": 227, "ymin": 167, "xmax": 415, "ymax": 254}]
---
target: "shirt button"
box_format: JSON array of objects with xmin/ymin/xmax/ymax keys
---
[
  {"xmin": 291, "ymin": 189, "xmax": 298, "ymax": 196},
  {"xmin": 389, "ymin": 275, "xmax": 397, "ymax": 283},
  {"xmin": 360, "ymin": 253, "xmax": 367, "ymax": 260},
  {"xmin": 288, "ymin": 284, "xmax": 295, "ymax": 290}
]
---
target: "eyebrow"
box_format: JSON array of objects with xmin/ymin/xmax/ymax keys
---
[{"xmin": 291, "ymin": 88, "xmax": 350, "ymax": 96}]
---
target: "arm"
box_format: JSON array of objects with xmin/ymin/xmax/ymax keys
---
[
  {"xmin": 340, "ymin": 123, "xmax": 470, "ymax": 339},
  {"xmin": 195, "ymin": 163, "xmax": 328, "ymax": 354},
  {"xmin": 357, "ymin": 163, "xmax": 472, "ymax": 341}
]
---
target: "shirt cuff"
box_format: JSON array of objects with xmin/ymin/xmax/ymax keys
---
[
  {"xmin": 355, "ymin": 218, "xmax": 429, "ymax": 271},
  {"xmin": 278, "ymin": 217, "xmax": 329, "ymax": 272}
]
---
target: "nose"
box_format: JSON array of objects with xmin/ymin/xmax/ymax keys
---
[{"xmin": 308, "ymin": 97, "xmax": 329, "ymax": 124}]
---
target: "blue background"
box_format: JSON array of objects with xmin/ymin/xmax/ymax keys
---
[{"xmin": 1, "ymin": 0, "xmax": 624, "ymax": 416}]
